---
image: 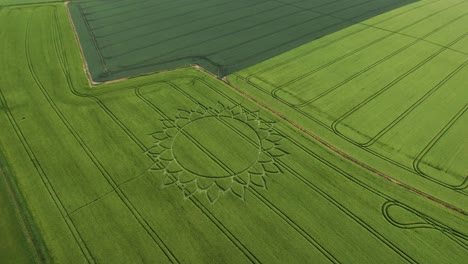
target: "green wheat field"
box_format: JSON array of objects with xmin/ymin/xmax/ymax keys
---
[{"xmin": 0, "ymin": 0, "xmax": 466, "ymax": 263}]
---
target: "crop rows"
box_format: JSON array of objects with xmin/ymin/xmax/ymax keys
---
[
  {"xmin": 231, "ymin": 0, "xmax": 468, "ymax": 194},
  {"xmin": 68, "ymin": 0, "xmax": 417, "ymax": 81},
  {"xmin": 1, "ymin": 3, "xmax": 467, "ymax": 263}
]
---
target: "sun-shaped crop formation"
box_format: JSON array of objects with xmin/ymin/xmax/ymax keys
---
[{"xmin": 146, "ymin": 103, "xmax": 287, "ymax": 204}]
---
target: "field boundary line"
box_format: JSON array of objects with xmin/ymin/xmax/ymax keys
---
[
  {"xmin": 74, "ymin": 3, "xmax": 109, "ymax": 75},
  {"xmin": 64, "ymin": 0, "xmax": 466, "ymax": 213},
  {"xmin": 210, "ymin": 73, "xmax": 467, "ymax": 261},
  {"xmin": 187, "ymin": 75, "xmax": 424, "ymax": 263},
  {"xmin": 150, "ymin": 75, "xmax": 457, "ymax": 263},
  {"xmin": 219, "ymin": 71, "xmax": 467, "ymax": 216},
  {"xmin": 67, "ymin": 0, "xmax": 203, "ymax": 87},
  {"xmin": 65, "ymin": 1, "xmax": 94, "ymax": 87},
  {"xmin": 71, "ymin": 0, "xmax": 433, "ymax": 81},
  {"xmin": 67, "ymin": 0, "xmax": 440, "ymax": 87},
  {"xmin": 233, "ymin": 63, "xmax": 468, "ymax": 193},
  {"xmin": 230, "ymin": 13, "xmax": 468, "ymax": 192}
]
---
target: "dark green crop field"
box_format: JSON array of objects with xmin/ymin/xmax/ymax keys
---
[
  {"xmin": 69, "ymin": 0, "xmax": 416, "ymax": 81},
  {"xmin": 0, "ymin": 1, "xmax": 467, "ymax": 263}
]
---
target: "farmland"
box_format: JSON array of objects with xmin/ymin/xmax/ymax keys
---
[
  {"xmin": 0, "ymin": 0, "xmax": 467, "ymax": 264},
  {"xmin": 230, "ymin": 0, "xmax": 468, "ymax": 207},
  {"xmin": 0, "ymin": 0, "xmax": 62, "ymax": 6},
  {"xmin": 0, "ymin": 155, "xmax": 39, "ymax": 262},
  {"xmin": 68, "ymin": 0, "xmax": 416, "ymax": 81}
]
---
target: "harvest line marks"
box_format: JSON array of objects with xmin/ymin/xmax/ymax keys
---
[
  {"xmin": 233, "ymin": 3, "xmax": 468, "ymax": 191},
  {"xmin": 197, "ymin": 75, "xmax": 419, "ymax": 262},
  {"xmin": 136, "ymin": 82, "xmax": 341, "ymax": 263}
]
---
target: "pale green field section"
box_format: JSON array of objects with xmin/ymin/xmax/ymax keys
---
[
  {"xmin": 230, "ymin": 0, "xmax": 468, "ymax": 204},
  {"xmin": 0, "ymin": 0, "xmax": 62, "ymax": 5},
  {"xmin": 1, "ymin": 3, "xmax": 467, "ymax": 263},
  {"xmin": 0, "ymin": 159, "xmax": 38, "ymax": 263}
]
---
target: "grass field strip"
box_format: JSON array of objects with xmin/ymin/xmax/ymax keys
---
[
  {"xmin": 232, "ymin": 0, "xmax": 468, "ymax": 193},
  {"xmin": 0, "ymin": 0, "xmax": 63, "ymax": 7}
]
